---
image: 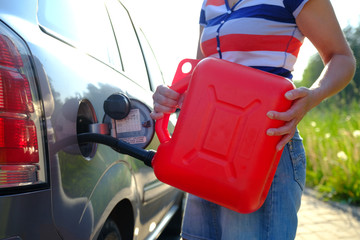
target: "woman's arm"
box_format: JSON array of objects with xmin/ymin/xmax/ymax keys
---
[
  {"xmin": 197, "ymin": 26, "xmax": 205, "ymax": 59},
  {"xmin": 267, "ymin": 0, "xmax": 356, "ymax": 151}
]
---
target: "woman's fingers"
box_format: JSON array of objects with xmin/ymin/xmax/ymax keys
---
[
  {"xmin": 266, "ymin": 87, "xmax": 312, "ymax": 150},
  {"xmin": 149, "ymin": 111, "xmax": 164, "ymax": 120},
  {"xmin": 151, "ymin": 85, "xmax": 181, "ymax": 120},
  {"xmin": 152, "ymin": 85, "xmax": 180, "ymax": 107}
]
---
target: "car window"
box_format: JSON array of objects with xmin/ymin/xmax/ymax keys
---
[
  {"xmin": 105, "ymin": 0, "xmax": 151, "ymax": 90},
  {"xmin": 37, "ymin": 0, "xmax": 122, "ymax": 69},
  {"xmin": 137, "ymin": 28, "xmax": 165, "ymax": 92}
]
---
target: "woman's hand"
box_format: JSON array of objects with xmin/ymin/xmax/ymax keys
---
[
  {"xmin": 150, "ymin": 26, "xmax": 204, "ymax": 120},
  {"xmin": 266, "ymin": 87, "xmax": 317, "ymax": 151},
  {"xmin": 150, "ymin": 85, "xmax": 181, "ymax": 120}
]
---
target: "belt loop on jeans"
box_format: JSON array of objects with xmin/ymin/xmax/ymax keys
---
[{"xmin": 288, "ymin": 140, "xmax": 294, "ymax": 151}]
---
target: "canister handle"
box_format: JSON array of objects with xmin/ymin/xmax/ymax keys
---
[{"xmin": 155, "ymin": 59, "xmax": 201, "ymax": 143}]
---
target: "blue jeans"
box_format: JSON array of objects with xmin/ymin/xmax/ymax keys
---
[{"xmin": 181, "ymin": 131, "xmax": 306, "ymax": 240}]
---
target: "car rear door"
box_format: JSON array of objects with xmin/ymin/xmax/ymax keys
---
[
  {"xmin": 37, "ymin": 0, "xmax": 180, "ymax": 239},
  {"xmin": 36, "ymin": 0, "xmax": 154, "ymax": 239},
  {"xmin": 104, "ymin": 1, "xmax": 181, "ymax": 238}
]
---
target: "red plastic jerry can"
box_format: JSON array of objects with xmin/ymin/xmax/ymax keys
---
[{"xmin": 152, "ymin": 57, "xmax": 295, "ymax": 213}]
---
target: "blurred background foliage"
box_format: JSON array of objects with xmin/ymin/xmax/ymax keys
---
[{"xmin": 296, "ymin": 23, "xmax": 360, "ymax": 205}]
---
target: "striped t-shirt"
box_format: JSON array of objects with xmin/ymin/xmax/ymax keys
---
[{"xmin": 199, "ymin": 0, "xmax": 309, "ymax": 79}]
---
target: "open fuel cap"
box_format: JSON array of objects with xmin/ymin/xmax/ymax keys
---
[
  {"xmin": 103, "ymin": 94, "xmax": 155, "ymax": 149},
  {"xmin": 103, "ymin": 93, "xmax": 131, "ymax": 120}
]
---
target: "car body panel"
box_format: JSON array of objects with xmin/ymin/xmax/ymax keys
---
[{"xmin": 0, "ymin": 0, "xmax": 182, "ymax": 239}]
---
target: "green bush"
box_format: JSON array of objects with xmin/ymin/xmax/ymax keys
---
[{"xmin": 298, "ymin": 100, "xmax": 360, "ymax": 205}]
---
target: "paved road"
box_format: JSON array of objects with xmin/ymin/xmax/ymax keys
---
[
  {"xmin": 159, "ymin": 189, "xmax": 360, "ymax": 239},
  {"xmin": 296, "ymin": 189, "xmax": 360, "ymax": 240}
]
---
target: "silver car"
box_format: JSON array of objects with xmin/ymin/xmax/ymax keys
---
[{"xmin": 0, "ymin": 0, "xmax": 183, "ymax": 239}]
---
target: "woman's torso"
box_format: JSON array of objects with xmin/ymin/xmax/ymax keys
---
[{"xmin": 199, "ymin": 0, "xmax": 309, "ymax": 78}]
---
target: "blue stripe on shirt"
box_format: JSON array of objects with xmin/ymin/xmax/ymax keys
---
[
  {"xmin": 251, "ymin": 66, "xmax": 293, "ymax": 79},
  {"xmin": 206, "ymin": 5, "xmax": 295, "ymax": 27},
  {"xmin": 283, "ymin": 0, "xmax": 305, "ymax": 14},
  {"xmin": 200, "ymin": 9, "xmax": 207, "ymax": 26}
]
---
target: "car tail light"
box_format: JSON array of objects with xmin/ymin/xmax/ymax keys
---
[{"xmin": 0, "ymin": 22, "xmax": 46, "ymax": 189}]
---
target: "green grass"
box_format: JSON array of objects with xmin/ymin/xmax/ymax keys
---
[{"xmin": 298, "ymin": 100, "xmax": 360, "ymax": 205}]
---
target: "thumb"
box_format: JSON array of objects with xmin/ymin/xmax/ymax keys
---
[
  {"xmin": 285, "ymin": 87, "xmax": 308, "ymax": 101},
  {"xmin": 150, "ymin": 111, "xmax": 164, "ymax": 120}
]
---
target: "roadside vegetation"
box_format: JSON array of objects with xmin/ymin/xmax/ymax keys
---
[
  {"xmin": 296, "ymin": 23, "xmax": 360, "ymax": 205},
  {"xmin": 298, "ymin": 102, "xmax": 360, "ymax": 205}
]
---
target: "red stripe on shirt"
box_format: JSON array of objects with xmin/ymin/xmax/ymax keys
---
[
  {"xmin": 201, "ymin": 34, "xmax": 302, "ymax": 57},
  {"xmin": 206, "ymin": 0, "xmax": 225, "ymax": 6}
]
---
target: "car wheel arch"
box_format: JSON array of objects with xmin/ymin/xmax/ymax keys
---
[{"xmin": 94, "ymin": 198, "xmax": 135, "ymax": 240}]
